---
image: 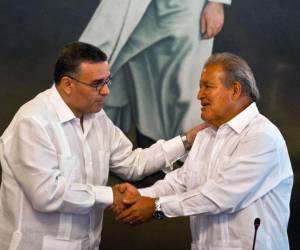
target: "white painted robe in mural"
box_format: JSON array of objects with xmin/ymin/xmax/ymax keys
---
[{"xmin": 80, "ymin": 0, "xmax": 231, "ymax": 140}]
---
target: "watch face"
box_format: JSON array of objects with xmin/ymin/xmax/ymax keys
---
[{"xmin": 153, "ymin": 210, "xmax": 165, "ymax": 220}]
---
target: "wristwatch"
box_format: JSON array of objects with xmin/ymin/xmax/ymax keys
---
[
  {"xmin": 181, "ymin": 135, "xmax": 192, "ymax": 151},
  {"xmin": 152, "ymin": 198, "xmax": 165, "ymax": 220}
]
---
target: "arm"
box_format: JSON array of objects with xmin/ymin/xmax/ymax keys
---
[
  {"xmin": 108, "ymin": 121, "xmax": 207, "ymax": 181},
  {"xmin": 2, "ymin": 118, "xmax": 112, "ymax": 214},
  {"xmin": 117, "ymin": 131, "xmax": 290, "ymax": 222},
  {"xmin": 114, "ymin": 156, "xmax": 196, "ymax": 223},
  {"xmin": 157, "ymin": 132, "xmax": 288, "ymax": 217}
]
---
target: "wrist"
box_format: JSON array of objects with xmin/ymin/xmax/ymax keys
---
[{"xmin": 152, "ymin": 198, "xmax": 166, "ymax": 220}]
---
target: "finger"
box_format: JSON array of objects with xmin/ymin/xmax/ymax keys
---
[
  {"xmin": 109, "ymin": 203, "xmax": 120, "ymax": 211},
  {"xmin": 122, "ymin": 214, "xmax": 136, "ymax": 223},
  {"xmin": 213, "ymin": 24, "xmax": 223, "ymax": 36},
  {"xmin": 200, "ymin": 15, "xmax": 206, "ymax": 34},
  {"xmin": 116, "ymin": 208, "xmax": 133, "ymax": 221},
  {"xmin": 118, "ymin": 183, "xmax": 127, "ymax": 193},
  {"xmin": 209, "ymin": 24, "xmax": 219, "ymax": 37},
  {"xmin": 209, "ymin": 19, "xmax": 223, "ymax": 37},
  {"xmin": 111, "ymin": 206, "xmax": 123, "ymax": 215},
  {"xmin": 205, "ymin": 27, "xmax": 214, "ymax": 39},
  {"xmin": 123, "ymin": 196, "xmax": 139, "ymax": 205},
  {"xmin": 119, "ymin": 183, "xmax": 130, "ymax": 193}
]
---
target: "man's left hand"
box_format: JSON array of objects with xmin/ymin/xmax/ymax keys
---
[
  {"xmin": 185, "ymin": 122, "xmax": 209, "ymax": 148},
  {"xmin": 116, "ymin": 196, "xmax": 155, "ymax": 225}
]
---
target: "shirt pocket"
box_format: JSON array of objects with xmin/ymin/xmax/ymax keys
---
[
  {"xmin": 58, "ymin": 154, "xmax": 81, "ymax": 183},
  {"xmin": 97, "ymin": 149, "xmax": 110, "ymax": 185},
  {"xmin": 214, "ymin": 155, "xmax": 231, "ymax": 177}
]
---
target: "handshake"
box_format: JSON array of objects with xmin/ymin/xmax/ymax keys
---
[{"xmin": 110, "ymin": 183, "xmax": 156, "ymax": 225}]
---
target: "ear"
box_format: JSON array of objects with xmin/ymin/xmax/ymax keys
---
[
  {"xmin": 231, "ymin": 81, "xmax": 242, "ymax": 101},
  {"xmin": 59, "ymin": 76, "xmax": 73, "ymax": 95}
]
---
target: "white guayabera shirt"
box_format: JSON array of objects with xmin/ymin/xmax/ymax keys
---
[
  {"xmin": 0, "ymin": 85, "xmax": 186, "ymax": 250},
  {"xmin": 141, "ymin": 103, "xmax": 293, "ymax": 250}
]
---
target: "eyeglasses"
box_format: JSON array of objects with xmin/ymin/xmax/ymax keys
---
[{"xmin": 65, "ymin": 74, "xmax": 111, "ymax": 91}]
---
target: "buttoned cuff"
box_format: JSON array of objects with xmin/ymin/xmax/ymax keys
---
[
  {"xmin": 93, "ymin": 186, "xmax": 113, "ymax": 207},
  {"xmin": 161, "ymin": 136, "xmax": 186, "ymax": 173},
  {"xmin": 159, "ymin": 195, "xmax": 183, "ymax": 217}
]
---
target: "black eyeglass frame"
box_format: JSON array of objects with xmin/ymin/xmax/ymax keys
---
[{"xmin": 64, "ymin": 74, "xmax": 111, "ymax": 91}]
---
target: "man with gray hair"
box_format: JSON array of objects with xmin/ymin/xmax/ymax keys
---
[{"xmin": 114, "ymin": 52, "xmax": 293, "ymax": 250}]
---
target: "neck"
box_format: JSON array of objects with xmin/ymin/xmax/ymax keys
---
[
  {"xmin": 55, "ymin": 84, "xmax": 83, "ymax": 119},
  {"xmin": 215, "ymin": 98, "xmax": 252, "ymax": 128}
]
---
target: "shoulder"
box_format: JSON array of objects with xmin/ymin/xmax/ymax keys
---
[
  {"xmin": 246, "ymin": 113, "xmax": 285, "ymax": 147},
  {"xmin": 1, "ymin": 89, "xmax": 54, "ymax": 138},
  {"xmin": 17, "ymin": 89, "xmax": 52, "ymax": 119}
]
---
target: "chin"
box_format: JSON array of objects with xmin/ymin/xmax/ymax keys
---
[
  {"xmin": 201, "ymin": 114, "xmax": 211, "ymax": 124},
  {"xmin": 95, "ymin": 103, "xmax": 104, "ymax": 111},
  {"xmin": 90, "ymin": 107, "xmax": 102, "ymax": 113},
  {"xmin": 201, "ymin": 113, "xmax": 207, "ymax": 120}
]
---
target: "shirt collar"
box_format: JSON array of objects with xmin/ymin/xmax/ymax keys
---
[
  {"xmin": 226, "ymin": 102, "xmax": 259, "ymax": 134},
  {"xmin": 206, "ymin": 102, "xmax": 259, "ymax": 135},
  {"xmin": 48, "ymin": 84, "xmax": 76, "ymax": 124}
]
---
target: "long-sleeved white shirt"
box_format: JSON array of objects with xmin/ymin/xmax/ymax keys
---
[
  {"xmin": 140, "ymin": 103, "xmax": 293, "ymax": 250},
  {"xmin": 0, "ymin": 85, "xmax": 186, "ymax": 250}
]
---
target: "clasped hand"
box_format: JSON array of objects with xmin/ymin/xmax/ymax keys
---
[{"xmin": 111, "ymin": 183, "xmax": 155, "ymax": 225}]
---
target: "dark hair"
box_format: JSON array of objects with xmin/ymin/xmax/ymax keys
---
[
  {"xmin": 204, "ymin": 52, "xmax": 260, "ymax": 102},
  {"xmin": 54, "ymin": 41, "xmax": 107, "ymax": 84}
]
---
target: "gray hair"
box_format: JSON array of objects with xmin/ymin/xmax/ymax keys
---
[{"xmin": 204, "ymin": 52, "xmax": 260, "ymax": 102}]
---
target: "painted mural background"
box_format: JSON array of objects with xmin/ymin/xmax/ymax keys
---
[{"xmin": 0, "ymin": 0, "xmax": 299, "ymax": 249}]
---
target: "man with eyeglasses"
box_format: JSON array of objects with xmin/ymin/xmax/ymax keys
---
[{"xmin": 0, "ymin": 41, "xmax": 205, "ymax": 250}]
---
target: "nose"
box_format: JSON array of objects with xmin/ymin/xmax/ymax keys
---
[
  {"xmin": 197, "ymin": 87, "xmax": 204, "ymax": 100},
  {"xmin": 99, "ymin": 84, "xmax": 110, "ymax": 96}
]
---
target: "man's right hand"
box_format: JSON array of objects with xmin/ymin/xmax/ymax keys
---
[
  {"xmin": 111, "ymin": 183, "xmax": 140, "ymax": 215},
  {"xmin": 200, "ymin": 2, "xmax": 225, "ymax": 39}
]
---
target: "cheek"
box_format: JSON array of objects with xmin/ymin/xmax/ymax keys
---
[{"xmin": 77, "ymin": 93, "xmax": 95, "ymax": 109}]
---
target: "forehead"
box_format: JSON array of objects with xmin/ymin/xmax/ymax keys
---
[
  {"xmin": 79, "ymin": 61, "xmax": 110, "ymax": 79},
  {"xmin": 200, "ymin": 64, "xmax": 224, "ymax": 83}
]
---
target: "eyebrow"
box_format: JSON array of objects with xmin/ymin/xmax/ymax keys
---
[
  {"xmin": 200, "ymin": 80, "xmax": 212, "ymax": 86},
  {"xmin": 91, "ymin": 75, "xmax": 111, "ymax": 83}
]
